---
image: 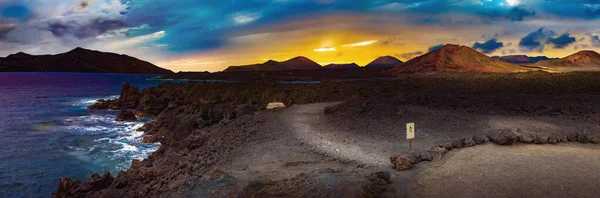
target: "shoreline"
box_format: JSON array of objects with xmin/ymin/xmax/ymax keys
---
[{"xmin": 54, "ymin": 72, "xmax": 600, "ymax": 197}]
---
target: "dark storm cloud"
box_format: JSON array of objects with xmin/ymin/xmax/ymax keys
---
[
  {"xmin": 519, "ymin": 28, "xmax": 556, "ymax": 52},
  {"xmin": 0, "ymin": 23, "xmax": 17, "ymax": 40},
  {"xmin": 397, "ymin": 51, "xmax": 424, "ymax": 60},
  {"xmin": 39, "ymin": 19, "xmax": 128, "ymax": 39},
  {"xmin": 519, "ymin": 28, "xmax": 578, "ymax": 52},
  {"xmin": 472, "ymin": 38, "xmax": 504, "ymax": 54},
  {"xmin": 547, "ymin": 33, "xmax": 576, "ymax": 49},
  {"xmin": 428, "ymin": 44, "xmax": 444, "ymax": 52}
]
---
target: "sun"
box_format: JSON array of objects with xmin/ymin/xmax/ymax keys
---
[{"xmin": 506, "ymin": 0, "xmax": 520, "ymax": 7}]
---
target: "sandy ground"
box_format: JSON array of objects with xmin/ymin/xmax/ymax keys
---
[
  {"xmin": 214, "ymin": 102, "xmax": 600, "ymax": 197},
  {"xmin": 418, "ymin": 143, "xmax": 600, "ymax": 198}
]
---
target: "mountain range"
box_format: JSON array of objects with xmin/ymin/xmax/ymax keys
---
[
  {"xmin": 389, "ymin": 44, "xmax": 533, "ymax": 73},
  {"xmin": 492, "ymin": 55, "xmax": 558, "ymax": 65},
  {"xmin": 0, "ymin": 48, "xmax": 173, "ymax": 74},
  {"xmin": 223, "ymin": 56, "xmax": 322, "ymax": 72}
]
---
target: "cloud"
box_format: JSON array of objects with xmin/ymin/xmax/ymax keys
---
[
  {"xmin": 397, "ymin": 51, "xmax": 423, "ymax": 60},
  {"xmin": 472, "ymin": 38, "xmax": 504, "ymax": 54},
  {"xmin": 506, "ymin": 7, "xmax": 535, "ymax": 21},
  {"xmin": 342, "ymin": 40, "xmax": 377, "ymax": 47},
  {"xmin": 428, "ymin": 44, "xmax": 444, "ymax": 52},
  {"xmin": 36, "ymin": 0, "xmax": 130, "ymax": 39},
  {"xmin": 0, "ymin": 23, "xmax": 16, "ymax": 40},
  {"xmin": 547, "ymin": 33, "xmax": 576, "ymax": 49},
  {"xmin": 519, "ymin": 28, "xmax": 556, "ymax": 52},
  {"xmin": 587, "ymin": 34, "xmax": 600, "ymax": 47},
  {"xmin": 314, "ymin": 47, "xmax": 336, "ymax": 52},
  {"xmin": 574, "ymin": 44, "xmax": 590, "ymax": 50}
]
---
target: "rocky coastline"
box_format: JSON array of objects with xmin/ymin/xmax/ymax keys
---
[{"xmin": 55, "ymin": 71, "xmax": 600, "ymax": 197}]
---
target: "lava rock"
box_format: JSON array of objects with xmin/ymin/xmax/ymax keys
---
[
  {"xmin": 390, "ymin": 154, "xmax": 415, "ymax": 170},
  {"xmin": 591, "ymin": 137, "xmax": 600, "ymax": 144},
  {"xmin": 533, "ymin": 136, "xmax": 547, "ymax": 144},
  {"xmin": 567, "ymin": 133, "xmax": 577, "ymax": 142},
  {"xmin": 472, "ymin": 135, "xmax": 487, "ymax": 144},
  {"xmin": 518, "ymin": 134, "xmax": 535, "ymax": 144},
  {"xmin": 547, "ymin": 136, "xmax": 559, "ymax": 144},
  {"xmin": 418, "ymin": 151, "xmax": 433, "ymax": 161},
  {"xmin": 578, "ymin": 134, "xmax": 592, "ymax": 143},
  {"xmin": 111, "ymin": 83, "xmax": 142, "ymax": 109},
  {"xmin": 426, "ymin": 146, "xmax": 448, "ymax": 160},
  {"xmin": 115, "ymin": 109, "xmax": 137, "ymax": 121},
  {"xmin": 366, "ymin": 172, "xmax": 392, "ymax": 185},
  {"xmin": 87, "ymin": 99, "xmax": 117, "ymax": 110},
  {"xmin": 488, "ymin": 130, "xmax": 517, "ymax": 145},
  {"xmin": 462, "ymin": 137, "xmax": 476, "ymax": 147},
  {"xmin": 451, "ymin": 139, "xmax": 464, "ymax": 148}
]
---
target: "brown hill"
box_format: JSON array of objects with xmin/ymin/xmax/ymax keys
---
[
  {"xmin": 0, "ymin": 48, "xmax": 173, "ymax": 74},
  {"xmin": 533, "ymin": 50, "xmax": 600, "ymax": 67},
  {"xmin": 324, "ymin": 63, "xmax": 360, "ymax": 69},
  {"xmin": 389, "ymin": 44, "xmax": 532, "ymax": 73},
  {"xmin": 224, "ymin": 56, "xmax": 322, "ymax": 72},
  {"xmin": 366, "ymin": 56, "xmax": 403, "ymax": 67}
]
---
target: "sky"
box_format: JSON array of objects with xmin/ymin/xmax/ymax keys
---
[{"xmin": 2, "ymin": 0, "xmax": 600, "ymax": 72}]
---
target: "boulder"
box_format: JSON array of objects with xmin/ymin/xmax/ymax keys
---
[
  {"xmin": 578, "ymin": 134, "xmax": 592, "ymax": 143},
  {"xmin": 451, "ymin": 139, "xmax": 464, "ymax": 148},
  {"xmin": 547, "ymin": 136, "xmax": 559, "ymax": 144},
  {"xmin": 533, "ymin": 136, "xmax": 547, "ymax": 144},
  {"xmin": 390, "ymin": 154, "xmax": 415, "ymax": 170},
  {"xmin": 87, "ymin": 99, "xmax": 117, "ymax": 110},
  {"xmin": 518, "ymin": 134, "xmax": 535, "ymax": 144},
  {"xmin": 115, "ymin": 109, "xmax": 137, "ymax": 121},
  {"xmin": 266, "ymin": 102, "xmax": 286, "ymax": 110},
  {"xmin": 472, "ymin": 135, "xmax": 488, "ymax": 144},
  {"xmin": 591, "ymin": 137, "xmax": 600, "ymax": 144},
  {"xmin": 488, "ymin": 130, "xmax": 517, "ymax": 145},
  {"xmin": 462, "ymin": 137, "xmax": 476, "ymax": 147}
]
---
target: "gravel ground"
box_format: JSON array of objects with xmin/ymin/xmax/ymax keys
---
[
  {"xmin": 215, "ymin": 102, "xmax": 600, "ymax": 197},
  {"xmin": 418, "ymin": 143, "xmax": 600, "ymax": 198}
]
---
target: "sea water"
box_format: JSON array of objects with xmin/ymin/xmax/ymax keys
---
[{"xmin": 0, "ymin": 73, "xmax": 177, "ymax": 197}]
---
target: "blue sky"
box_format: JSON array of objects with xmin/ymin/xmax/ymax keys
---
[{"xmin": 1, "ymin": 0, "xmax": 600, "ymax": 71}]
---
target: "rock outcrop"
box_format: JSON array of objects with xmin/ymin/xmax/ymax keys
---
[{"xmin": 534, "ymin": 50, "xmax": 600, "ymax": 67}]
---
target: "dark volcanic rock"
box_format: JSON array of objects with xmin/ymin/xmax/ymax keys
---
[
  {"xmin": 363, "ymin": 171, "xmax": 394, "ymax": 197},
  {"xmin": 533, "ymin": 136, "xmax": 548, "ymax": 144},
  {"xmin": 451, "ymin": 139, "xmax": 464, "ymax": 148},
  {"xmin": 86, "ymin": 99, "xmax": 117, "ymax": 110},
  {"xmin": 472, "ymin": 135, "xmax": 488, "ymax": 144},
  {"xmin": 547, "ymin": 136, "xmax": 559, "ymax": 144},
  {"xmin": 115, "ymin": 109, "xmax": 137, "ymax": 121},
  {"xmin": 462, "ymin": 137, "xmax": 476, "ymax": 147},
  {"xmin": 390, "ymin": 154, "xmax": 415, "ymax": 170},
  {"xmin": 488, "ymin": 130, "xmax": 518, "ymax": 145},
  {"xmin": 518, "ymin": 134, "xmax": 535, "ymax": 144},
  {"xmin": 111, "ymin": 83, "xmax": 141, "ymax": 110},
  {"xmin": 54, "ymin": 172, "xmax": 114, "ymax": 197}
]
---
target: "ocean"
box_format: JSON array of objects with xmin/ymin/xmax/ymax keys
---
[{"xmin": 0, "ymin": 73, "xmax": 184, "ymax": 197}]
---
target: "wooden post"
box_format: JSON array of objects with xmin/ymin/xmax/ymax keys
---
[{"xmin": 409, "ymin": 139, "xmax": 412, "ymax": 151}]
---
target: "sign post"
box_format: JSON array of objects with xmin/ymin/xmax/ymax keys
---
[{"xmin": 406, "ymin": 123, "xmax": 415, "ymax": 151}]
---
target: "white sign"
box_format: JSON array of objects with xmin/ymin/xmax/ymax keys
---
[{"xmin": 406, "ymin": 123, "xmax": 415, "ymax": 139}]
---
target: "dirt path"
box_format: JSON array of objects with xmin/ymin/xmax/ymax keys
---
[{"xmin": 216, "ymin": 102, "xmax": 600, "ymax": 197}]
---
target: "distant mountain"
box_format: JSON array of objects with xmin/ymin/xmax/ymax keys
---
[
  {"xmin": 533, "ymin": 50, "xmax": 600, "ymax": 67},
  {"xmin": 389, "ymin": 44, "xmax": 532, "ymax": 73},
  {"xmin": 0, "ymin": 47, "xmax": 173, "ymax": 74},
  {"xmin": 224, "ymin": 56, "xmax": 322, "ymax": 72},
  {"xmin": 492, "ymin": 55, "xmax": 558, "ymax": 64},
  {"xmin": 324, "ymin": 63, "xmax": 360, "ymax": 69},
  {"xmin": 366, "ymin": 56, "xmax": 403, "ymax": 67}
]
